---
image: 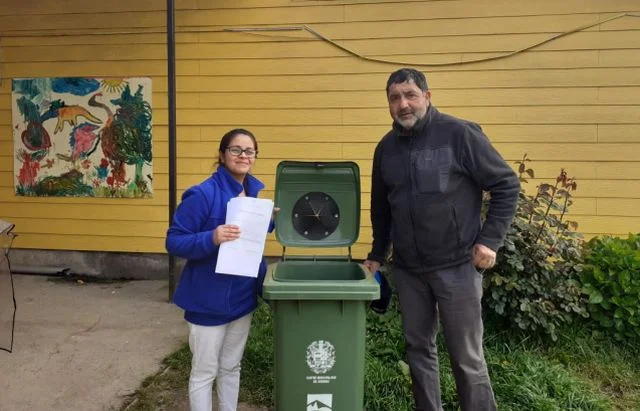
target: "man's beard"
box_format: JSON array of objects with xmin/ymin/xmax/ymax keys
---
[
  {"xmin": 397, "ymin": 115, "xmax": 418, "ymax": 129},
  {"xmin": 396, "ymin": 111, "xmax": 424, "ymax": 130}
]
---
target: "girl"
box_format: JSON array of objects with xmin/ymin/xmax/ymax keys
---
[{"xmin": 166, "ymin": 128, "xmax": 271, "ymax": 411}]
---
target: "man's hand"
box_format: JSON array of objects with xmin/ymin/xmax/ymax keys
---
[
  {"xmin": 472, "ymin": 244, "xmax": 496, "ymax": 269},
  {"xmin": 363, "ymin": 259, "xmax": 381, "ymax": 273}
]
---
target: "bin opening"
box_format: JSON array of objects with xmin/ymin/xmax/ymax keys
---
[{"xmin": 273, "ymin": 260, "xmax": 365, "ymax": 282}]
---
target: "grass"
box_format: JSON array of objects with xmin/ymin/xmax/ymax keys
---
[
  {"xmin": 362, "ymin": 298, "xmax": 639, "ymax": 411},
  {"xmin": 120, "ymin": 299, "xmax": 640, "ymax": 411},
  {"xmin": 118, "ymin": 343, "xmax": 191, "ymax": 411},
  {"xmin": 543, "ymin": 328, "xmax": 640, "ymax": 410}
]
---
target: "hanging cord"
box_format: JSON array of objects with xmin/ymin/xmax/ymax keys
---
[
  {"xmin": 0, "ymin": 37, "xmax": 4, "ymax": 86},
  {"xmin": 224, "ymin": 12, "xmax": 640, "ymax": 67},
  {"xmin": 0, "ymin": 13, "xmax": 637, "ymax": 68}
]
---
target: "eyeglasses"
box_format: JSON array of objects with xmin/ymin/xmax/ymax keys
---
[{"xmin": 226, "ymin": 146, "xmax": 257, "ymax": 158}]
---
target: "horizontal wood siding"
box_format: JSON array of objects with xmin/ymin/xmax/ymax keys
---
[{"xmin": 0, "ymin": 0, "xmax": 638, "ymax": 257}]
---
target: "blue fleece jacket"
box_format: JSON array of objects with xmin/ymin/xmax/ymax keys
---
[{"xmin": 166, "ymin": 165, "xmax": 270, "ymax": 326}]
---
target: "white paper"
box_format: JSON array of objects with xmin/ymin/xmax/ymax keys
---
[{"xmin": 215, "ymin": 197, "xmax": 274, "ymax": 277}]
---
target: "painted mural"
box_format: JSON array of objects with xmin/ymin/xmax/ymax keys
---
[{"xmin": 12, "ymin": 77, "xmax": 153, "ymax": 198}]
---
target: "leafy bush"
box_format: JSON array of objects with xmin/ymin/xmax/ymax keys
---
[
  {"xmin": 581, "ymin": 234, "xmax": 640, "ymax": 340},
  {"xmin": 483, "ymin": 154, "xmax": 589, "ymax": 340}
]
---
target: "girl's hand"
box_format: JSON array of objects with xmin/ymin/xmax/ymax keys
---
[{"xmin": 213, "ymin": 224, "xmax": 241, "ymax": 245}]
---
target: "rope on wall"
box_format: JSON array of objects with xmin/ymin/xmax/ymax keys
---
[
  {"xmin": 0, "ymin": 12, "xmax": 638, "ymax": 69},
  {"xmin": 0, "ymin": 37, "xmax": 4, "ymax": 86},
  {"xmin": 224, "ymin": 12, "xmax": 640, "ymax": 67}
]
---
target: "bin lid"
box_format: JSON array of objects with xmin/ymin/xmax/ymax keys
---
[{"xmin": 274, "ymin": 161, "xmax": 360, "ymax": 248}]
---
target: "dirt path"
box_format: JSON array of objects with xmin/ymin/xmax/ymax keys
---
[{"xmin": 1, "ymin": 274, "xmax": 185, "ymax": 411}]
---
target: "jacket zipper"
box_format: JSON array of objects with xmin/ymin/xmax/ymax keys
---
[{"xmin": 408, "ymin": 135, "xmax": 422, "ymax": 269}]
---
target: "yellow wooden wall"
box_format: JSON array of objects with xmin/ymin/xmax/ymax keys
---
[{"xmin": 0, "ymin": 0, "xmax": 639, "ymax": 258}]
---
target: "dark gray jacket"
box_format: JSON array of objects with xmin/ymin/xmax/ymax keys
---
[{"xmin": 367, "ymin": 106, "xmax": 520, "ymax": 273}]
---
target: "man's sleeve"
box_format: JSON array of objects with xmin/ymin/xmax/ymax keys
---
[
  {"xmin": 367, "ymin": 143, "xmax": 392, "ymax": 263},
  {"xmin": 462, "ymin": 124, "xmax": 520, "ymax": 251}
]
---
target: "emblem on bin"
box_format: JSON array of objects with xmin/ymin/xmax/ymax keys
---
[
  {"xmin": 306, "ymin": 340, "xmax": 336, "ymax": 374},
  {"xmin": 306, "ymin": 393, "xmax": 332, "ymax": 411}
]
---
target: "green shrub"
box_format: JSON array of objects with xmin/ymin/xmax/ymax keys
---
[
  {"xmin": 483, "ymin": 154, "xmax": 589, "ymax": 340},
  {"xmin": 581, "ymin": 233, "xmax": 640, "ymax": 341}
]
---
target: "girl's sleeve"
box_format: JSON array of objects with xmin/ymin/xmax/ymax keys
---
[{"xmin": 165, "ymin": 186, "xmax": 219, "ymax": 260}]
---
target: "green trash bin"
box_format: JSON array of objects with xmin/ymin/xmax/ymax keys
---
[{"xmin": 263, "ymin": 161, "xmax": 379, "ymax": 411}]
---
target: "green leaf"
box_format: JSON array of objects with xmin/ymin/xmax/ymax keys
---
[
  {"xmin": 581, "ymin": 284, "xmax": 596, "ymax": 295},
  {"xmin": 589, "ymin": 291, "xmax": 603, "ymax": 304},
  {"xmin": 600, "ymin": 317, "xmax": 614, "ymax": 328},
  {"xmin": 614, "ymin": 308, "xmax": 625, "ymax": 319},
  {"xmin": 592, "ymin": 267, "xmax": 605, "ymax": 283},
  {"xmin": 618, "ymin": 270, "xmax": 631, "ymax": 290},
  {"xmin": 397, "ymin": 360, "xmax": 410, "ymax": 378},
  {"xmin": 611, "ymin": 282, "xmax": 623, "ymax": 296}
]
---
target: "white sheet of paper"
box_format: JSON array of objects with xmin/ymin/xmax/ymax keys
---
[{"xmin": 215, "ymin": 197, "xmax": 274, "ymax": 277}]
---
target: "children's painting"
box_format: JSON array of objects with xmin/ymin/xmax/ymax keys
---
[{"xmin": 12, "ymin": 77, "xmax": 153, "ymax": 198}]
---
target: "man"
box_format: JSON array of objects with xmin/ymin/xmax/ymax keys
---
[{"xmin": 364, "ymin": 68, "xmax": 520, "ymax": 411}]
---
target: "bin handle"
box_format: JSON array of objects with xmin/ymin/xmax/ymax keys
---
[{"xmin": 281, "ymin": 246, "xmax": 353, "ymax": 262}]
